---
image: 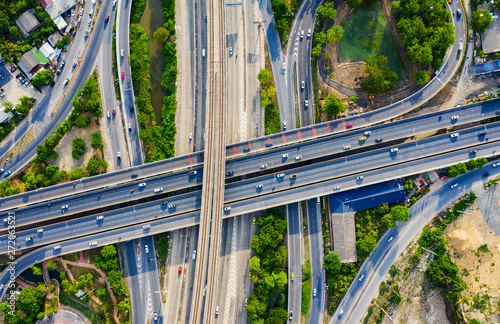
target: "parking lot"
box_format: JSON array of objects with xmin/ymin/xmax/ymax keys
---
[{"xmin": 0, "ymin": 63, "xmax": 41, "ymax": 107}]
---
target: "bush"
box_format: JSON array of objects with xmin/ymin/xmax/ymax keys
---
[
  {"xmin": 75, "ymin": 116, "xmax": 91, "ymax": 128},
  {"xmin": 471, "ymin": 9, "xmax": 493, "ymax": 33},
  {"xmin": 361, "ymin": 56, "xmax": 398, "ymax": 94},
  {"xmin": 90, "ymin": 132, "xmax": 103, "ymax": 150},
  {"xmin": 86, "ymin": 156, "xmax": 108, "ymax": 176},
  {"xmin": 322, "ymin": 94, "xmax": 346, "ymax": 116},
  {"xmin": 415, "ymin": 70, "xmax": 429, "ymax": 85},
  {"xmin": 32, "ymin": 70, "xmax": 53, "ymax": 87},
  {"xmin": 72, "ymin": 138, "xmax": 86, "ymax": 159}
]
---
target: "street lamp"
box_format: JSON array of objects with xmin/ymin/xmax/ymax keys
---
[{"xmin": 423, "ymin": 6, "xmax": 434, "ymax": 17}]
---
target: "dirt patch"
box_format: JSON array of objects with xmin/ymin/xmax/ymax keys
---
[
  {"xmin": 0, "ymin": 126, "xmax": 34, "ymax": 166},
  {"xmin": 49, "ymin": 114, "xmax": 102, "ymax": 171}
]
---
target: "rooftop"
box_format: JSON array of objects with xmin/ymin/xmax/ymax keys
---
[
  {"xmin": 481, "ymin": 8, "xmax": 500, "ymax": 54},
  {"xmin": 40, "ymin": 0, "xmax": 77, "ymax": 20},
  {"xmin": 15, "ymin": 9, "xmax": 41, "ymax": 37}
]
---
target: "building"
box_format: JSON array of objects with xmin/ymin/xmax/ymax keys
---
[
  {"xmin": 18, "ymin": 48, "xmax": 49, "ymax": 80},
  {"xmin": 0, "ymin": 108, "xmax": 14, "ymax": 124},
  {"xmin": 47, "ymin": 31, "xmax": 63, "ymax": 48},
  {"xmin": 40, "ymin": 43, "xmax": 56, "ymax": 61},
  {"xmin": 15, "ymin": 9, "xmax": 41, "ymax": 38},
  {"xmin": 40, "ymin": 0, "xmax": 77, "ymax": 30},
  {"xmin": 478, "ymin": 4, "xmax": 500, "ymax": 54}
]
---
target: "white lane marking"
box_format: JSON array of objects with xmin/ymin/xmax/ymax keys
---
[
  {"xmin": 223, "ymin": 220, "xmax": 238, "ymax": 323},
  {"xmin": 239, "ymin": 98, "xmax": 247, "ymax": 141}
]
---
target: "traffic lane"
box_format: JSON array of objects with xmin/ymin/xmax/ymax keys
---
[
  {"xmin": 307, "ymin": 200, "xmax": 324, "ymax": 324},
  {"xmin": 1, "ymin": 99, "xmax": 495, "ymax": 213},
  {"xmin": 337, "ymin": 162, "xmax": 494, "ymax": 324},
  {"xmin": 3, "ymin": 170, "xmax": 202, "ymax": 226},
  {"xmin": 0, "ymin": 210, "xmax": 199, "ymax": 301},
  {"xmin": 143, "ymin": 235, "xmax": 162, "ymax": 320},
  {"xmin": 287, "ymin": 203, "xmax": 301, "ymax": 323},
  {"xmin": 124, "ymin": 239, "xmax": 147, "ymax": 324},
  {"xmin": 224, "ymin": 123, "xmax": 498, "ymax": 201}
]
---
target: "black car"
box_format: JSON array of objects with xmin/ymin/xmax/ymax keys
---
[
  {"xmin": 479, "ymin": 131, "xmax": 487, "ymax": 136},
  {"xmin": 49, "ymin": 80, "xmax": 55, "ymax": 87},
  {"xmin": 16, "ymin": 73, "xmax": 22, "ymax": 79},
  {"xmin": 469, "ymin": 150, "xmax": 478, "ymax": 154},
  {"xmin": 483, "ymin": 172, "xmax": 490, "ymax": 177},
  {"xmin": 129, "ymin": 104, "xmax": 134, "ymax": 112},
  {"xmin": 226, "ymin": 171, "xmax": 234, "ymax": 176}
]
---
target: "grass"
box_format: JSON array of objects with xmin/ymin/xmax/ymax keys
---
[
  {"xmin": 301, "ymin": 259, "xmax": 312, "ymax": 315},
  {"xmin": 340, "ymin": 4, "xmax": 406, "ymax": 80}
]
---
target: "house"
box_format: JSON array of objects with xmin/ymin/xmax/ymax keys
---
[
  {"xmin": 47, "ymin": 31, "xmax": 63, "ymax": 48},
  {"xmin": 40, "ymin": 0, "xmax": 77, "ymax": 30},
  {"xmin": 18, "ymin": 48, "xmax": 49, "ymax": 80},
  {"xmin": 40, "ymin": 42, "xmax": 57, "ymax": 61},
  {"xmin": 15, "ymin": 9, "xmax": 41, "ymax": 38},
  {"xmin": 0, "ymin": 108, "xmax": 14, "ymax": 124},
  {"xmin": 478, "ymin": 4, "xmax": 500, "ymax": 54}
]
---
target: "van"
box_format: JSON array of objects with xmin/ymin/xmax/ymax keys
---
[
  {"xmin": 215, "ymin": 307, "xmax": 219, "ymax": 316},
  {"xmin": 458, "ymin": 42, "xmax": 463, "ymax": 51},
  {"xmin": 192, "ymin": 250, "xmax": 197, "ymax": 259},
  {"xmin": 154, "ymin": 187, "xmax": 164, "ymax": 193}
]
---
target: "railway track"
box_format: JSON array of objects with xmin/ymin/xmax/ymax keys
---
[{"xmin": 190, "ymin": 0, "xmax": 226, "ymax": 320}]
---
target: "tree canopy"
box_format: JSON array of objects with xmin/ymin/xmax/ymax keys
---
[
  {"xmin": 471, "ymin": 9, "xmax": 493, "ymax": 33},
  {"xmin": 32, "ymin": 70, "xmax": 53, "ymax": 87},
  {"xmin": 72, "ymin": 138, "xmax": 86, "ymax": 159},
  {"xmin": 360, "ymin": 56, "xmax": 398, "ymax": 94},
  {"xmin": 316, "ymin": 2, "xmax": 337, "ymax": 20},
  {"xmin": 322, "ymin": 94, "xmax": 346, "ymax": 116}
]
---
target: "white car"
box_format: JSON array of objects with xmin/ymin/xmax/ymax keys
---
[
  {"xmin": 96, "ymin": 215, "xmax": 104, "ymax": 220},
  {"xmin": 313, "ymin": 288, "xmax": 316, "ymax": 297},
  {"xmin": 387, "ymin": 236, "xmax": 394, "ymax": 243},
  {"xmin": 61, "ymin": 205, "xmax": 68, "ymax": 210},
  {"xmin": 229, "ymin": 47, "xmax": 233, "ymax": 56},
  {"xmin": 300, "ymin": 30, "xmax": 304, "ymax": 38},
  {"xmin": 153, "ymin": 313, "xmax": 158, "ymax": 321},
  {"xmin": 143, "ymin": 224, "xmax": 151, "ymax": 229},
  {"xmin": 256, "ymin": 184, "xmax": 263, "ymax": 189},
  {"xmin": 450, "ymin": 183, "xmax": 458, "ymax": 188},
  {"xmin": 450, "ymin": 133, "xmax": 459, "ymax": 138},
  {"xmin": 128, "ymin": 123, "xmax": 132, "ymax": 130},
  {"xmin": 282, "ymin": 154, "xmax": 288, "ymax": 159},
  {"xmin": 343, "ymin": 145, "xmax": 351, "ymax": 150},
  {"xmin": 333, "ymin": 185, "xmax": 341, "ymax": 190},
  {"xmin": 295, "ymin": 155, "xmax": 302, "ymax": 160},
  {"xmin": 224, "ymin": 206, "xmax": 231, "ymax": 211},
  {"xmin": 37, "ymin": 229, "xmax": 43, "ymax": 233},
  {"xmin": 138, "ymin": 182, "xmax": 146, "ymax": 187},
  {"xmin": 391, "ymin": 148, "xmax": 398, "ymax": 152},
  {"xmin": 301, "ymin": 81, "xmax": 305, "ymax": 89},
  {"xmin": 117, "ymin": 152, "xmax": 121, "ymax": 159},
  {"xmin": 89, "ymin": 241, "xmax": 97, "ymax": 246},
  {"xmin": 358, "ymin": 274, "xmax": 365, "ymax": 281},
  {"xmin": 451, "ymin": 115, "xmax": 459, "ymax": 120},
  {"xmin": 304, "ymin": 100, "xmax": 308, "ymax": 107},
  {"xmin": 307, "ymin": 29, "xmax": 311, "ymax": 38},
  {"xmin": 356, "ymin": 176, "xmax": 363, "ymax": 180},
  {"xmin": 121, "ymin": 49, "xmax": 124, "ymax": 57},
  {"xmin": 364, "ymin": 131, "xmax": 371, "ymax": 136},
  {"xmin": 277, "ymin": 173, "xmax": 285, "ymax": 178},
  {"xmin": 493, "ymin": 163, "xmax": 499, "ymax": 167},
  {"xmin": 260, "ymin": 164, "xmax": 268, "ymax": 169},
  {"xmin": 145, "ymin": 245, "xmax": 149, "ymax": 253}
]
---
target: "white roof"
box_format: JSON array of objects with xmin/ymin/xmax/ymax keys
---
[
  {"xmin": 40, "ymin": 42, "xmax": 56, "ymax": 60},
  {"xmin": 0, "ymin": 108, "xmax": 14, "ymax": 124},
  {"xmin": 52, "ymin": 15, "xmax": 67, "ymax": 30},
  {"xmin": 44, "ymin": 0, "xmax": 77, "ymax": 20}
]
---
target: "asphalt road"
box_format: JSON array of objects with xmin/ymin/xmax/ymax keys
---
[
  {"xmin": 0, "ymin": 0, "xmax": 115, "ymax": 178},
  {"xmin": 287, "ymin": 203, "xmax": 302, "ymax": 323},
  {"xmin": 2, "ymin": 99, "xmax": 497, "ymax": 212},
  {"xmin": 334, "ymin": 161, "xmax": 500, "ymax": 324},
  {"xmin": 307, "ymin": 198, "xmax": 325, "ymax": 324},
  {"xmin": 3, "ymin": 122, "xmax": 500, "ymax": 251}
]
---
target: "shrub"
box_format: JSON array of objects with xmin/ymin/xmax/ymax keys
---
[{"xmin": 72, "ymin": 138, "xmax": 86, "ymax": 159}]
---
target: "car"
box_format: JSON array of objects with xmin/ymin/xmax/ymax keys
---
[
  {"xmin": 189, "ymin": 171, "xmax": 197, "ymax": 175},
  {"xmin": 387, "ymin": 236, "xmax": 394, "ymax": 243},
  {"xmin": 178, "ymin": 267, "xmax": 182, "ymax": 274},
  {"xmin": 229, "ymin": 47, "xmax": 233, "ymax": 55},
  {"xmin": 391, "ymin": 148, "xmax": 398, "ymax": 153},
  {"xmin": 121, "ymin": 71, "xmax": 125, "ymax": 79},
  {"xmin": 50, "ymin": 80, "xmax": 55, "ymax": 87},
  {"xmin": 161, "ymin": 201, "xmax": 168, "ymax": 205},
  {"xmin": 0, "ymin": 169, "xmax": 3, "ymax": 174},
  {"xmin": 16, "ymin": 73, "xmax": 22, "ymax": 78},
  {"xmin": 282, "ymin": 154, "xmax": 288, "ymax": 159},
  {"xmin": 138, "ymin": 182, "xmax": 146, "ymax": 187},
  {"xmin": 244, "ymin": 147, "xmax": 251, "ymax": 152},
  {"xmin": 72, "ymin": 62, "xmax": 77, "ymax": 70},
  {"xmin": 89, "ymin": 241, "xmax": 98, "ymax": 246},
  {"xmin": 359, "ymin": 136, "xmax": 367, "ymax": 141},
  {"xmin": 289, "ymin": 311, "xmax": 293, "ymax": 320},
  {"xmin": 253, "ymin": 217, "xmax": 256, "ymax": 224},
  {"xmin": 128, "ymin": 123, "xmax": 131, "ymax": 130},
  {"xmin": 496, "ymin": 111, "xmax": 500, "ymax": 116},
  {"xmin": 26, "ymin": 236, "xmax": 33, "ymax": 242},
  {"xmin": 457, "ymin": 8, "xmax": 462, "ymax": 16},
  {"xmin": 37, "ymin": 229, "xmax": 43, "ymax": 233},
  {"xmin": 113, "ymin": 0, "xmax": 117, "ymax": 6},
  {"xmin": 260, "ymin": 164, "xmax": 268, "ymax": 169},
  {"xmin": 107, "ymin": 111, "xmax": 110, "ymax": 118},
  {"xmin": 54, "ymin": 245, "xmax": 62, "ymax": 250},
  {"xmin": 375, "ymin": 137, "xmax": 383, "ymax": 142},
  {"xmin": 130, "ymin": 104, "xmax": 134, "ymax": 112},
  {"xmin": 10, "ymin": 66, "xmax": 16, "ymax": 73},
  {"xmin": 154, "ymin": 187, "xmax": 164, "ymax": 193},
  {"xmin": 343, "ymin": 145, "xmax": 351, "ymax": 150},
  {"xmin": 112, "ymin": 108, "xmax": 116, "ymax": 115},
  {"xmin": 334, "ymin": 185, "xmax": 341, "ymax": 190},
  {"xmin": 338, "ymin": 309, "xmax": 344, "ymax": 319},
  {"xmin": 4, "ymin": 171, "xmax": 11, "ymax": 178},
  {"xmin": 0, "ymin": 73, "xmax": 4, "ymax": 80},
  {"xmin": 458, "ymin": 42, "xmax": 463, "ymax": 51},
  {"xmin": 346, "ymin": 124, "xmax": 353, "ymax": 128},
  {"xmin": 295, "ymin": 155, "xmax": 302, "ymax": 160},
  {"xmin": 447, "ymin": 0, "xmax": 452, "ymax": 3},
  {"xmin": 96, "ymin": 215, "xmax": 104, "ymax": 220},
  {"xmin": 290, "ymin": 174, "xmax": 297, "ymax": 179},
  {"xmin": 61, "ymin": 205, "xmax": 69, "ymax": 209},
  {"xmin": 104, "ymin": 14, "xmax": 109, "ymax": 22},
  {"xmin": 226, "ymin": 171, "xmax": 234, "ymax": 176},
  {"xmin": 469, "ymin": 150, "xmax": 478, "ymax": 154},
  {"xmin": 143, "ymin": 224, "xmax": 151, "ymax": 229},
  {"xmin": 117, "ymin": 152, "xmax": 121, "ymax": 159},
  {"xmin": 283, "ymin": 121, "xmax": 287, "ymax": 130},
  {"xmin": 451, "ymin": 115, "xmax": 459, "ymax": 120},
  {"xmin": 224, "ymin": 206, "xmax": 231, "ymax": 211},
  {"xmin": 450, "ymin": 133, "xmax": 459, "ymax": 138},
  {"xmin": 304, "ymin": 99, "xmax": 308, "ymax": 107},
  {"xmin": 301, "ymin": 30, "xmax": 304, "ymax": 39},
  {"xmin": 153, "ymin": 313, "xmax": 158, "ymax": 321},
  {"xmin": 356, "ymin": 176, "xmax": 363, "ymax": 180},
  {"xmin": 494, "ymin": 163, "xmax": 499, "ymax": 168},
  {"xmin": 301, "ymin": 81, "xmax": 305, "ymax": 89},
  {"xmin": 479, "ymin": 131, "xmax": 486, "ymax": 136},
  {"xmin": 364, "ymin": 131, "xmax": 371, "ymax": 136},
  {"xmin": 192, "ymin": 250, "xmax": 197, "ymax": 259},
  {"xmin": 256, "ymin": 184, "xmax": 263, "ymax": 189},
  {"xmin": 145, "ymin": 245, "xmax": 149, "ymax": 253},
  {"xmin": 307, "ymin": 28, "xmax": 311, "ymax": 38},
  {"xmin": 89, "ymin": 8, "xmax": 94, "ymax": 16},
  {"xmin": 277, "ymin": 173, "xmax": 285, "ymax": 178},
  {"xmin": 291, "ymin": 272, "xmax": 294, "ymax": 281},
  {"xmin": 450, "ymin": 183, "xmax": 458, "ymax": 188},
  {"xmin": 121, "ymin": 48, "xmax": 124, "ymax": 57},
  {"xmin": 266, "ymin": 142, "xmax": 273, "ymax": 147},
  {"xmin": 245, "ymin": 299, "xmax": 248, "ymax": 307},
  {"xmin": 313, "ymin": 288, "xmax": 317, "ymax": 297},
  {"xmin": 358, "ymin": 274, "xmax": 365, "ymax": 281},
  {"xmin": 483, "ymin": 172, "xmax": 490, "ymax": 177},
  {"xmin": 168, "ymin": 204, "xmax": 176, "ymax": 208}
]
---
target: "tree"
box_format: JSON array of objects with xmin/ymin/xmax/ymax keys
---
[
  {"xmin": 322, "ymin": 94, "xmax": 345, "ymax": 116},
  {"xmin": 47, "ymin": 261, "xmax": 57, "ymax": 270},
  {"xmin": 30, "ymin": 265, "xmax": 42, "ymax": 276},
  {"xmin": 324, "ymin": 253, "xmax": 341, "ymax": 276},
  {"xmin": 17, "ymin": 96, "xmax": 35, "ymax": 116},
  {"xmin": 2, "ymin": 101, "xmax": 15, "ymax": 114},
  {"xmin": 266, "ymin": 308, "xmax": 288, "ymax": 323},
  {"xmin": 86, "ymin": 156, "xmax": 108, "ymax": 176},
  {"xmin": 257, "ymin": 69, "xmax": 272, "ymax": 85},
  {"xmin": 391, "ymin": 205, "xmax": 410, "ymax": 222},
  {"xmin": 495, "ymin": 0, "xmax": 500, "ymax": 9},
  {"xmin": 55, "ymin": 36, "xmax": 70, "ymax": 49},
  {"xmin": 326, "ymin": 25, "xmax": 344, "ymax": 43},
  {"xmin": 356, "ymin": 235, "xmax": 377, "ymax": 260},
  {"xmin": 9, "ymin": 26, "xmax": 20, "ymax": 37},
  {"xmin": 32, "ymin": 70, "xmax": 53, "ymax": 87},
  {"xmin": 447, "ymin": 162, "xmax": 467, "ymax": 178},
  {"xmin": 96, "ymin": 287, "xmax": 108, "ymax": 302},
  {"xmin": 72, "ymin": 138, "xmax": 87, "ymax": 159},
  {"xmin": 91, "ymin": 132, "xmax": 104, "ymax": 150},
  {"xmin": 316, "ymin": 2, "xmax": 337, "ymax": 20},
  {"xmin": 275, "ymin": 18, "xmax": 290, "ymax": 41},
  {"xmin": 116, "ymin": 298, "xmax": 131, "ymax": 313},
  {"xmin": 75, "ymin": 116, "xmax": 91, "ymax": 128},
  {"xmin": 153, "ymin": 27, "xmax": 169, "ymax": 45},
  {"xmin": 94, "ymin": 245, "xmax": 118, "ymax": 270},
  {"xmin": 415, "ymin": 70, "xmax": 429, "ymax": 85},
  {"xmin": 381, "ymin": 213, "xmax": 396, "ymax": 228},
  {"xmin": 361, "ymin": 56, "xmax": 398, "ymax": 94},
  {"xmin": 471, "ymin": 9, "xmax": 493, "ymax": 33},
  {"xmin": 407, "ymin": 43, "xmax": 433, "ymax": 67},
  {"xmin": 271, "ymin": 0, "xmax": 291, "ymax": 17}
]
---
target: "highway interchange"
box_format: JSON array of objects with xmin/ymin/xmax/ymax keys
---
[{"xmin": 0, "ymin": 0, "xmax": 488, "ymax": 322}]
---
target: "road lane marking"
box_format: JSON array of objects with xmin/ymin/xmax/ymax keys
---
[
  {"xmin": 282, "ymin": 133, "xmax": 287, "ymax": 143},
  {"xmin": 297, "ymin": 130, "xmax": 302, "ymax": 140},
  {"xmin": 188, "ymin": 155, "xmax": 193, "ymax": 165},
  {"xmin": 224, "ymin": 219, "xmax": 238, "ymax": 323},
  {"xmin": 233, "ymin": 145, "xmax": 237, "ymax": 155},
  {"xmin": 327, "ymin": 123, "xmax": 332, "ymax": 133},
  {"xmin": 312, "ymin": 126, "xmax": 317, "ymax": 136}
]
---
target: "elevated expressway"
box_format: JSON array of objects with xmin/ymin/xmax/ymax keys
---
[{"xmin": 2, "ymin": 116, "xmax": 500, "ymax": 253}]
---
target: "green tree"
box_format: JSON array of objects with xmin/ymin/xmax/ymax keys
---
[
  {"xmin": 75, "ymin": 116, "xmax": 91, "ymax": 128},
  {"xmin": 72, "ymin": 138, "xmax": 87, "ymax": 159},
  {"xmin": 322, "ymin": 94, "xmax": 345, "ymax": 116},
  {"xmin": 55, "ymin": 36, "xmax": 70, "ymax": 49},
  {"xmin": 9, "ymin": 26, "xmax": 20, "ymax": 37},
  {"xmin": 381, "ymin": 213, "xmax": 396, "ymax": 228},
  {"xmin": 271, "ymin": 0, "xmax": 292, "ymax": 17},
  {"xmin": 3, "ymin": 101, "xmax": 15, "ymax": 114},
  {"xmin": 407, "ymin": 43, "xmax": 433, "ymax": 67},
  {"xmin": 326, "ymin": 25, "xmax": 344, "ymax": 43},
  {"xmin": 96, "ymin": 287, "xmax": 108, "ymax": 302},
  {"xmin": 315, "ymin": 31, "xmax": 327, "ymax": 45},
  {"xmin": 361, "ymin": 56, "xmax": 398, "ymax": 94},
  {"xmin": 316, "ymin": 2, "xmax": 337, "ymax": 20},
  {"xmin": 356, "ymin": 235, "xmax": 377, "ymax": 260},
  {"xmin": 415, "ymin": 70, "xmax": 429, "ymax": 85},
  {"xmin": 32, "ymin": 70, "xmax": 53, "ymax": 87},
  {"xmin": 266, "ymin": 307, "xmax": 288, "ymax": 323},
  {"xmin": 257, "ymin": 69, "xmax": 272, "ymax": 85},
  {"xmin": 471, "ymin": 9, "xmax": 493, "ymax": 33},
  {"xmin": 275, "ymin": 18, "xmax": 290, "ymax": 42},
  {"xmin": 116, "ymin": 298, "xmax": 131, "ymax": 313},
  {"xmin": 153, "ymin": 27, "xmax": 169, "ymax": 45},
  {"xmin": 324, "ymin": 253, "xmax": 341, "ymax": 275},
  {"xmin": 91, "ymin": 132, "xmax": 104, "ymax": 150},
  {"xmin": 30, "ymin": 265, "xmax": 42, "ymax": 276},
  {"xmin": 47, "ymin": 261, "xmax": 57, "ymax": 270},
  {"xmin": 391, "ymin": 205, "xmax": 410, "ymax": 222},
  {"xmin": 86, "ymin": 156, "xmax": 108, "ymax": 176}
]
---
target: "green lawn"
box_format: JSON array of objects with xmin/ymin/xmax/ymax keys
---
[{"xmin": 340, "ymin": 4, "xmax": 406, "ymax": 80}]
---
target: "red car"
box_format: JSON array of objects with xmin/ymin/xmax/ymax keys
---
[
  {"xmin": 10, "ymin": 66, "xmax": 16, "ymax": 73},
  {"xmin": 178, "ymin": 267, "xmax": 182, "ymax": 274},
  {"xmin": 121, "ymin": 71, "xmax": 124, "ymax": 79},
  {"xmin": 346, "ymin": 124, "xmax": 353, "ymax": 128},
  {"xmin": 112, "ymin": 108, "xmax": 116, "ymax": 115},
  {"xmin": 104, "ymin": 15, "xmax": 109, "ymax": 22}
]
